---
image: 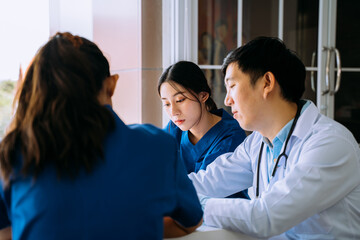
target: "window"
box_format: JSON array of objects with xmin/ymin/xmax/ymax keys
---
[
  {"xmin": 0, "ymin": 80, "xmax": 16, "ymax": 139},
  {"xmin": 198, "ymin": 0, "xmax": 238, "ymax": 112},
  {"xmin": 0, "ymin": 0, "xmax": 49, "ymax": 139}
]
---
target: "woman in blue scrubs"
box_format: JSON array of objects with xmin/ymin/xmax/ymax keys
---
[
  {"xmin": 158, "ymin": 61, "xmax": 248, "ymax": 199},
  {"xmin": 0, "ymin": 33, "xmax": 202, "ymax": 240}
]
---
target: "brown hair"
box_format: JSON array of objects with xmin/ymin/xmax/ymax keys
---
[{"xmin": 0, "ymin": 32, "xmax": 115, "ymax": 187}]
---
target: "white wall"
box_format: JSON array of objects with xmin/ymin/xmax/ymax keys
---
[
  {"xmin": 0, "ymin": 0, "xmax": 162, "ymax": 126},
  {"xmin": 49, "ymin": 0, "xmax": 93, "ymax": 40},
  {"xmin": 0, "ymin": 0, "xmax": 49, "ymax": 80}
]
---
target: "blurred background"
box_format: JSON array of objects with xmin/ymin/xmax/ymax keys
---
[{"xmin": 1, "ymin": 0, "xmax": 359, "ymax": 143}]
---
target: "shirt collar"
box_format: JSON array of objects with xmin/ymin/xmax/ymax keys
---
[
  {"xmin": 262, "ymin": 100, "xmax": 312, "ymax": 148},
  {"xmin": 263, "ymin": 120, "xmax": 292, "ymax": 150}
]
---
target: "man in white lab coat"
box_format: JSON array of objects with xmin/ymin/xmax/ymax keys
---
[{"xmin": 188, "ymin": 36, "xmax": 360, "ymax": 239}]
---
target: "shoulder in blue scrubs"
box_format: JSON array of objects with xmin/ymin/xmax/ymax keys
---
[
  {"xmin": 166, "ymin": 108, "xmax": 245, "ymax": 173},
  {"xmin": 0, "ymin": 108, "xmax": 203, "ymax": 240},
  {"xmin": 165, "ymin": 108, "xmax": 249, "ymax": 199}
]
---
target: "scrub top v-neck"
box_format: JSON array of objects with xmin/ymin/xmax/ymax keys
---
[{"xmin": 165, "ymin": 109, "xmax": 247, "ymax": 173}]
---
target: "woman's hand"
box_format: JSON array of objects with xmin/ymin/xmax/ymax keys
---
[
  {"xmin": 0, "ymin": 227, "xmax": 11, "ymax": 240},
  {"xmin": 163, "ymin": 216, "xmax": 203, "ymax": 238}
]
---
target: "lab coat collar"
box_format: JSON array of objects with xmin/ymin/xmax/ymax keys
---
[
  {"xmin": 259, "ymin": 99, "xmax": 317, "ymax": 160},
  {"xmin": 291, "ymin": 100, "xmax": 319, "ymax": 140}
]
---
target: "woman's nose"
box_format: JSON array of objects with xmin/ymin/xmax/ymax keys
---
[{"xmin": 170, "ymin": 105, "xmax": 180, "ymax": 116}]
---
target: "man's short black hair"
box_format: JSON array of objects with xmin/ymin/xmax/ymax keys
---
[{"xmin": 222, "ymin": 36, "xmax": 306, "ymax": 103}]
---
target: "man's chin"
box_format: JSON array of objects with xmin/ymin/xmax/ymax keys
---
[{"xmin": 238, "ymin": 121, "xmax": 251, "ymax": 131}]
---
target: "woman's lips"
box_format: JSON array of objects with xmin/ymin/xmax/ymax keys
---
[{"xmin": 175, "ymin": 120, "xmax": 185, "ymax": 125}]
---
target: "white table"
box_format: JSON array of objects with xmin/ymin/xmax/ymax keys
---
[{"xmin": 164, "ymin": 225, "xmax": 258, "ymax": 240}]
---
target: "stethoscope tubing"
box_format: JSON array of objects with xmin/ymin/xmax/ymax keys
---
[{"xmin": 255, "ymin": 101, "xmax": 303, "ymax": 198}]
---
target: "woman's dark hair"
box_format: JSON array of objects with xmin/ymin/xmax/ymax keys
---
[
  {"xmin": 222, "ymin": 36, "xmax": 306, "ymax": 103},
  {"xmin": 157, "ymin": 61, "xmax": 217, "ymax": 112},
  {"xmin": 0, "ymin": 32, "xmax": 115, "ymax": 187}
]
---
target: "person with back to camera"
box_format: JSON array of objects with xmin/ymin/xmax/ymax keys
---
[
  {"xmin": 158, "ymin": 61, "xmax": 248, "ymax": 199},
  {"xmin": 0, "ymin": 32, "xmax": 202, "ymax": 240},
  {"xmin": 188, "ymin": 36, "xmax": 360, "ymax": 239}
]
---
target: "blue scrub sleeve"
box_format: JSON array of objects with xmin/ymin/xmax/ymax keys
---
[
  {"xmin": 196, "ymin": 145, "xmax": 250, "ymax": 200},
  {"xmin": 197, "ymin": 144, "xmax": 233, "ymax": 172},
  {"xmin": 196, "ymin": 133, "xmax": 244, "ymax": 173},
  {"xmin": 163, "ymin": 121, "xmax": 175, "ymax": 134},
  {"xmin": 171, "ymin": 155, "xmax": 203, "ymax": 228},
  {"xmin": 0, "ymin": 189, "xmax": 11, "ymax": 229},
  {"xmin": 196, "ymin": 151, "xmax": 221, "ymax": 172}
]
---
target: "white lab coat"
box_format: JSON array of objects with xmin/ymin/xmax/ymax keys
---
[{"xmin": 188, "ymin": 101, "xmax": 360, "ymax": 239}]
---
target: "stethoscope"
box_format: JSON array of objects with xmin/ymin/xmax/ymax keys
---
[{"xmin": 255, "ymin": 101, "xmax": 303, "ymax": 198}]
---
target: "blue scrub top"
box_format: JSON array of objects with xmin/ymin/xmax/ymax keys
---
[
  {"xmin": 165, "ymin": 109, "xmax": 249, "ymax": 199},
  {"xmin": 0, "ymin": 106, "xmax": 203, "ymax": 240},
  {"xmin": 165, "ymin": 109, "xmax": 246, "ymax": 173}
]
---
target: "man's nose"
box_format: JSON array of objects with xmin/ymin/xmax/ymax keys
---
[{"xmin": 224, "ymin": 92, "xmax": 233, "ymax": 107}]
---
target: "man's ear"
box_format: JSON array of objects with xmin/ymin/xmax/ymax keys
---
[
  {"xmin": 107, "ymin": 74, "xmax": 119, "ymax": 98},
  {"xmin": 263, "ymin": 71, "xmax": 276, "ymax": 99}
]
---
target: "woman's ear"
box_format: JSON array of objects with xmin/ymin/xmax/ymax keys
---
[
  {"xmin": 107, "ymin": 74, "xmax": 119, "ymax": 98},
  {"xmin": 98, "ymin": 74, "xmax": 119, "ymax": 106},
  {"xmin": 263, "ymin": 71, "xmax": 276, "ymax": 99},
  {"xmin": 199, "ymin": 92, "xmax": 209, "ymax": 103}
]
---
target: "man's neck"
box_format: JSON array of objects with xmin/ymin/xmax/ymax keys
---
[{"xmin": 260, "ymin": 101, "xmax": 298, "ymax": 143}]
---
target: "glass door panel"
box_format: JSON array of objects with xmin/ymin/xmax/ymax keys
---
[
  {"xmin": 198, "ymin": 0, "xmax": 238, "ymax": 65},
  {"xmin": 333, "ymin": 0, "xmax": 360, "ymax": 142},
  {"xmin": 200, "ymin": 69, "xmax": 231, "ymax": 112},
  {"xmin": 283, "ymin": 0, "xmax": 319, "ymax": 105},
  {"xmin": 335, "ymin": 72, "xmax": 360, "ymax": 142},
  {"xmin": 242, "ymin": 0, "xmax": 278, "ymax": 44},
  {"xmin": 198, "ymin": 0, "xmax": 237, "ymax": 112},
  {"xmin": 195, "ymin": 0, "xmax": 360, "ymax": 143},
  {"xmin": 336, "ymin": 1, "xmax": 360, "ymax": 68},
  {"xmin": 302, "ymin": 72, "xmax": 317, "ymax": 103},
  {"xmin": 283, "ymin": 0, "xmax": 319, "ymax": 66}
]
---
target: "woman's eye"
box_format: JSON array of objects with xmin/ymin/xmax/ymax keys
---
[
  {"xmin": 176, "ymin": 98, "xmax": 185, "ymax": 103},
  {"xmin": 163, "ymin": 103, "xmax": 170, "ymax": 107},
  {"xmin": 229, "ymin": 84, "xmax": 235, "ymax": 89}
]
